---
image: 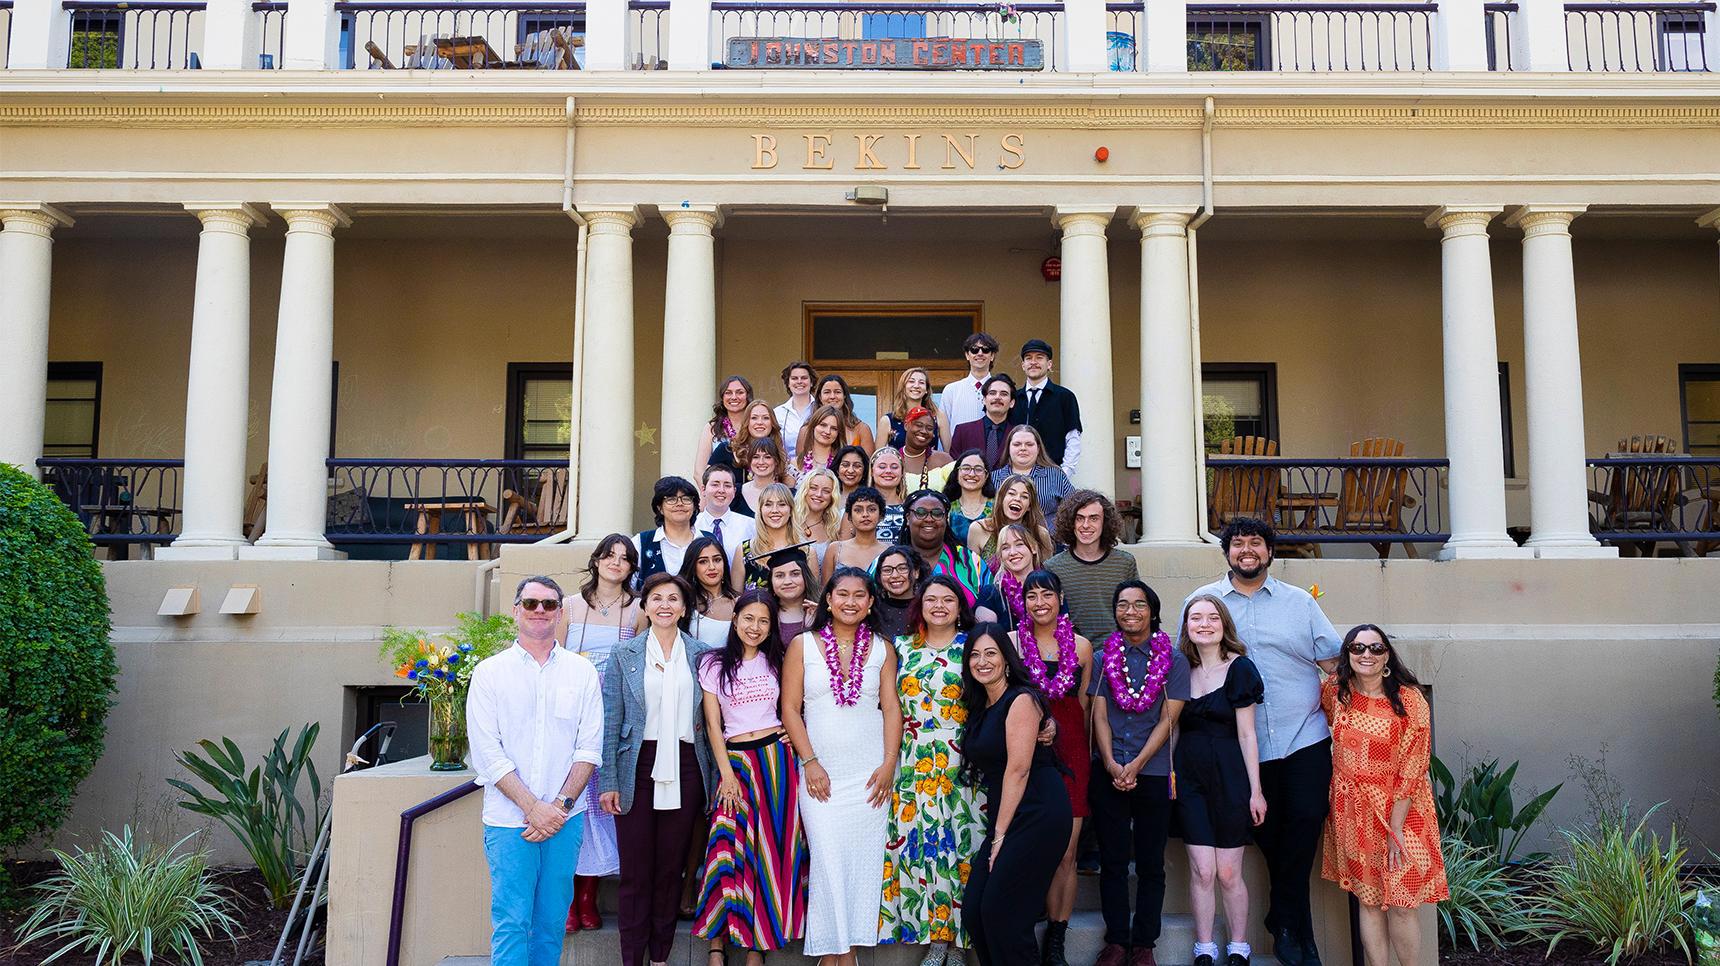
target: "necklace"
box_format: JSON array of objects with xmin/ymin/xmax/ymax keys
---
[
  {"xmin": 1101, "ymin": 631, "xmax": 1174, "ymax": 713},
  {"xmin": 818, "ymin": 623, "xmax": 873, "ymax": 707},
  {"xmin": 592, "ymin": 590, "xmax": 625, "ymax": 616},
  {"xmin": 1017, "ymin": 613, "xmax": 1078, "ymax": 699}
]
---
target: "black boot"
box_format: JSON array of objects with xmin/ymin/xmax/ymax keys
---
[
  {"xmin": 1041, "ymin": 919, "xmax": 1070, "ymax": 966},
  {"xmin": 1271, "ymin": 926, "xmax": 1305, "ymax": 966}
]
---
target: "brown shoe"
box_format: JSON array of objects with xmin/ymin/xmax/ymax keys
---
[
  {"xmin": 1094, "ymin": 944, "xmax": 1128, "ymax": 966},
  {"xmin": 1127, "ymin": 949, "xmax": 1157, "ymax": 966}
]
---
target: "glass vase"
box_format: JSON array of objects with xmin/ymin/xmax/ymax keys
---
[{"xmin": 428, "ymin": 694, "xmax": 469, "ymax": 771}]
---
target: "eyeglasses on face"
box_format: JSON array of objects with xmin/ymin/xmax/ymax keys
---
[
  {"xmin": 879, "ymin": 564, "xmax": 912, "ymax": 577},
  {"xmin": 1344, "ymin": 641, "xmax": 1389, "ymax": 656},
  {"xmin": 959, "ymin": 464, "xmax": 987, "ymax": 474},
  {"xmin": 909, "ymin": 507, "xmax": 947, "ymax": 519},
  {"xmin": 662, "ymin": 495, "xmax": 694, "ymax": 507},
  {"xmin": 518, "ymin": 598, "xmax": 561, "ymax": 612},
  {"xmin": 1116, "ymin": 601, "xmax": 1154, "ymax": 613}
]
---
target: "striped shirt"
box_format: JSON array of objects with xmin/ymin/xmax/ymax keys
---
[{"xmin": 1044, "ymin": 548, "xmax": 1140, "ymax": 641}]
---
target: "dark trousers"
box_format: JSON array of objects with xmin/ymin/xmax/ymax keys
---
[
  {"xmin": 616, "ymin": 741, "xmax": 705, "ymax": 966},
  {"xmin": 1254, "ymin": 739, "xmax": 1333, "ymax": 943},
  {"xmin": 1089, "ymin": 770, "xmax": 1172, "ymax": 948}
]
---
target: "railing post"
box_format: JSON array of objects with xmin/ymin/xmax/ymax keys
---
[
  {"xmin": 6, "ymin": 0, "xmax": 70, "ymax": 68},
  {"xmin": 1513, "ymin": 0, "xmax": 1569, "ymax": 70},
  {"xmin": 1142, "ymin": 0, "xmax": 1187, "ymax": 72},
  {"xmin": 1434, "ymin": 0, "xmax": 1491, "ymax": 69},
  {"xmin": 201, "ymin": 0, "xmax": 262, "ymax": 69},
  {"xmin": 666, "ymin": 0, "xmax": 711, "ymax": 69},
  {"xmin": 1065, "ymin": 0, "xmax": 1109, "ymax": 71},
  {"xmin": 584, "ymin": 0, "xmax": 628, "ymax": 70},
  {"xmin": 283, "ymin": 0, "xmax": 338, "ymax": 68}
]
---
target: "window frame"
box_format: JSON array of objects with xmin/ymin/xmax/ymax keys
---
[
  {"xmin": 1200, "ymin": 362, "xmax": 1279, "ymax": 446},
  {"xmin": 68, "ymin": 12, "xmax": 125, "ymax": 69},
  {"xmin": 1679, "ymin": 363, "xmax": 1720, "ymax": 457},
  {"xmin": 803, "ymin": 301, "xmax": 982, "ymax": 369},
  {"xmin": 1186, "ymin": 13, "xmax": 1270, "ymax": 71},
  {"xmin": 505, "ymin": 362, "xmax": 575, "ymax": 460},
  {"xmin": 45, "ymin": 361, "xmax": 103, "ymax": 459}
]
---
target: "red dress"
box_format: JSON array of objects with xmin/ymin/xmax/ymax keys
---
[{"xmin": 1043, "ymin": 659, "xmax": 1091, "ymax": 818}]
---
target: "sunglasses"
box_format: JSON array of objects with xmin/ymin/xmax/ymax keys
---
[
  {"xmin": 1344, "ymin": 641, "xmax": 1389, "ymax": 656},
  {"xmin": 518, "ymin": 598, "xmax": 561, "ymax": 612},
  {"xmin": 966, "ymin": 346, "xmax": 996, "ymax": 354}
]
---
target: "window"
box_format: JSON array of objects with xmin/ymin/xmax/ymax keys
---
[
  {"xmin": 1657, "ymin": 14, "xmax": 1708, "ymax": 71},
  {"xmin": 804, "ymin": 302, "xmax": 979, "ymax": 365},
  {"xmin": 350, "ymin": 686, "xmax": 428, "ymax": 767},
  {"xmin": 1499, "ymin": 361, "xmax": 1515, "ymax": 477},
  {"xmin": 506, "ymin": 363, "xmax": 574, "ymax": 460},
  {"xmin": 1201, "ymin": 363, "xmax": 1278, "ymax": 447},
  {"xmin": 68, "ymin": 13, "xmax": 123, "ymax": 68},
  {"xmin": 1681, "ymin": 364, "xmax": 1720, "ymax": 457},
  {"xmin": 338, "ymin": 12, "xmax": 356, "ymax": 69},
  {"xmin": 45, "ymin": 362, "xmax": 102, "ymax": 458},
  {"xmin": 1187, "ymin": 15, "xmax": 1268, "ymax": 70}
]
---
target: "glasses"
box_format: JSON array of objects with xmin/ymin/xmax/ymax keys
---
[
  {"xmin": 879, "ymin": 564, "xmax": 911, "ymax": 577},
  {"xmin": 959, "ymin": 464, "xmax": 987, "ymax": 474},
  {"xmin": 966, "ymin": 346, "xmax": 996, "ymax": 355},
  {"xmin": 518, "ymin": 598, "xmax": 561, "ymax": 612},
  {"xmin": 662, "ymin": 495, "xmax": 694, "ymax": 507},
  {"xmin": 909, "ymin": 507, "xmax": 947, "ymax": 519},
  {"xmin": 1344, "ymin": 641, "xmax": 1389, "ymax": 656},
  {"xmin": 1116, "ymin": 601, "xmax": 1154, "ymax": 613}
]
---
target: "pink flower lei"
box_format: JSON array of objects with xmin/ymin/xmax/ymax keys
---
[
  {"xmin": 1101, "ymin": 631, "xmax": 1174, "ymax": 714},
  {"xmin": 720, "ymin": 415, "xmax": 738, "ymax": 442},
  {"xmin": 800, "ymin": 449, "xmax": 835, "ymax": 475},
  {"xmin": 1016, "ymin": 613, "xmax": 1079, "ymax": 699},
  {"xmin": 819, "ymin": 622, "xmax": 873, "ymax": 707}
]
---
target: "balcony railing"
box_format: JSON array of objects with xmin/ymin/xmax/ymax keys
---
[
  {"xmin": 708, "ymin": 2, "xmax": 1065, "ymax": 71},
  {"xmin": 63, "ymin": 0, "xmax": 204, "ymax": 69},
  {"xmin": 1205, "ymin": 456, "xmax": 1450, "ymax": 557},
  {"xmin": 1, "ymin": 1, "xmax": 14, "ymax": 69},
  {"xmin": 254, "ymin": 1, "xmax": 286, "ymax": 68},
  {"xmin": 628, "ymin": 0, "xmax": 668, "ymax": 67},
  {"xmin": 1485, "ymin": 1, "xmax": 1515, "ymax": 69},
  {"xmin": 1586, "ymin": 455, "xmax": 1720, "ymax": 555},
  {"xmin": 333, "ymin": 2, "xmax": 586, "ymax": 69},
  {"xmin": 324, "ymin": 459, "xmax": 568, "ymax": 558},
  {"xmin": 1186, "ymin": 2, "xmax": 1436, "ymax": 71},
  {"xmin": 38, "ymin": 458, "xmax": 184, "ymax": 547},
  {"xmin": 1106, "ymin": 1, "xmax": 1141, "ymax": 70},
  {"xmin": 1566, "ymin": 2, "xmax": 1713, "ymax": 71}
]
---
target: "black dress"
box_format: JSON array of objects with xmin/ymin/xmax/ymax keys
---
[
  {"xmin": 1173, "ymin": 656, "xmax": 1266, "ymax": 849},
  {"xmin": 963, "ymin": 686, "xmax": 1074, "ymax": 965}
]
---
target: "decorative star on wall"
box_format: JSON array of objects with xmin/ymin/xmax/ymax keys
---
[{"xmin": 635, "ymin": 422, "xmax": 658, "ymax": 448}]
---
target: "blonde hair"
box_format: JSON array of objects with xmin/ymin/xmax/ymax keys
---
[
  {"xmin": 891, "ymin": 366, "xmax": 942, "ymax": 423},
  {"xmin": 992, "ymin": 523, "xmax": 1047, "ymax": 578},
  {"xmin": 869, "ymin": 446, "xmax": 906, "ymax": 505},
  {"xmin": 793, "ymin": 468, "xmax": 843, "ymax": 542},
  {"xmin": 750, "ymin": 483, "xmax": 801, "ymax": 557},
  {"xmin": 977, "ymin": 474, "xmax": 1053, "ymax": 559}
]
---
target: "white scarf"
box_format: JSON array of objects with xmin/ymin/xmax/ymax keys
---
[{"xmin": 648, "ymin": 632, "xmax": 689, "ymax": 810}]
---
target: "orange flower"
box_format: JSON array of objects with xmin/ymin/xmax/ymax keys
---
[
  {"xmin": 395, "ymin": 665, "xmax": 412, "ymax": 679},
  {"xmin": 915, "ymin": 757, "xmax": 935, "ymax": 774},
  {"xmin": 950, "ymin": 705, "xmax": 967, "ymax": 724},
  {"xmin": 899, "ymin": 802, "xmax": 917, "ymax": 822},
  {"xmin": 958, "ymin": 861, "xmax": 972, "ymax": 881},
  {"xmin": 902, "ymin": 677, "xmax": 923, "ymax": 696},
  {"xmin": 940, "ymin": 683, "xmax": 963, "ymax": 700},
  {"xmin": 1309, "ymin": 583, "xmax": 1325, "ymax": 600},
  {"xmin": 933, "ymin": 751, "xmax": 949, "ymax": 770}
]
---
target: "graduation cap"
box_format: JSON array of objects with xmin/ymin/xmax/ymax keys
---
[{"xmin": 748, "ymin": 541, "xmax": 818, "ymax": 571}]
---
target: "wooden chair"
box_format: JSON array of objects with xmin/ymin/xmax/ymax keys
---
[
  {"xmin": 1209, "ymin": 436, "xmax": 1281, "ymax": 530},
  {"xmin": 1335, "ymin": 436, "xmax": 1419, "ymax": 559},
  {"xmin": 1588, "ymin": 434, "xmax": 1683, "ymax": 556},
  {"xmin": 515, "ymin": 27, "xmax": 584, "ymax": 69},
  {"xmin": 243, "ymin": 463, "xmax": 268, "ymax": 542},
  {"xmin": 364, "ymin": 41, "xmax": 396, "ymax": 69},
  {"xmin": 498, "ymin": 467, "xmax": 570, "ymax": 537}
]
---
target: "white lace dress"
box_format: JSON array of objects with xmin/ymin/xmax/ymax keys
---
[{"xmin": 797, "ymin": 630, "xmax": 888, "ymax": 956}]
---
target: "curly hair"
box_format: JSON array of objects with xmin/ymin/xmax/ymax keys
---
[{"xmin": 1053, "ymin": 489, "xmax": 1123, "ymax": 552}]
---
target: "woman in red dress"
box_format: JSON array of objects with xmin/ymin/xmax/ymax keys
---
[{"xmin": 1321, "ymin": 624, "xmax": 1448, "ymax": 966}]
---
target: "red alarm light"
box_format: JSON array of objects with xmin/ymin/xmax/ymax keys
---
[
  {"xmin": 1041, "ymin": 256, "xmax": 1061, "ymax": 282},
  {"xmin": 1094, "ymin": 146, "xmax": 1110, "ymax": 162}
]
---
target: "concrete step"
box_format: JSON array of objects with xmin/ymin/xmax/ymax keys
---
[{"xmin": 440, "ymin": 912, "xmax": 1284, "ymax": 966}]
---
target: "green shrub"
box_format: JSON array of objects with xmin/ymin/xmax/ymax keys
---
[
  {"xmin": 0, "ymin": 464, "xmax": 118, "ymax": 884},
  {"xmin": 1439, "ymin": 839, "xmax": 1537, "ymax": 950},
  {"xmin": 13, "ymin": 826, "xmax": 240, "ymax": 966},
  {"xmin": 1431, "ymin": 755, "xmax": 1561, "ymax": 865},
  {"xmin": 167, "ymin": 724, "xmax": 324, "ymax": 908}
]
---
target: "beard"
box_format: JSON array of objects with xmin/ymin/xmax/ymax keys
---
[{"xmin": 1229, "ymin": 555, "xmax": 1271, "ymax": 580}]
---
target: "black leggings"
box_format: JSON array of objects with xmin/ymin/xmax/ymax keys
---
[{"xmin": 965, "ymin": 783, "xmax": 1072, "ymax": 964}]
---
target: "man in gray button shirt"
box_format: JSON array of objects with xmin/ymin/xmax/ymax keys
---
[{"xmin": 1181, "ymin": 518, "xmax": 1340, "ymax": 966}]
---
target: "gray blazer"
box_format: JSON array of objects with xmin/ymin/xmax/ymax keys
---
[{"xmin": 600, "ymin": 629, "xmax": 719, "ymax": 815}]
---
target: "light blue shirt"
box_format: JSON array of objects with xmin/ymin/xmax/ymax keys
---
[{"xmin": 1181, "ymin": 574, "xmax": 1341, "ymax": 762}]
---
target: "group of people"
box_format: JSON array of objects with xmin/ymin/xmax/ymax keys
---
[{"xmin": 465, "ymin": 337, "xmax": 1450, "ymax": 966}]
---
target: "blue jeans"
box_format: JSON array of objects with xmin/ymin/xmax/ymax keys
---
[{"xmin": 483, "ymin": 820, "xmax": 585, "ymax": 966}]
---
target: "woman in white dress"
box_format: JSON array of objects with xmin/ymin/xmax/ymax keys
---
[
  {"xmin": 781, "ymin": 566, "xmax": 904, "ymax": 964},
  {"xmin": 562, "ymin": 532, "xmax": 641, "ymax": 932}
]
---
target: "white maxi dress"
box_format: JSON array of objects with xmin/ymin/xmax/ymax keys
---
[
  {"xmin": 797, "ymin": 630, "xmax": 888, "ymax": 956},
  {"xmin": 567, "ymin": 613, "xmax": 628, "ymax": 877}
]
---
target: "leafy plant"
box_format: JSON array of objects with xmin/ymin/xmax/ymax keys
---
[
  {"xmin": 1431, "ymin": 755, "xmax": 1561, "ymax": 866},
  {"xmin": 167, "ymin": 723, "xmax": 324, "ymax": 908},
  {"xmin": 1529, "ymin": 803, "xmax": 1701, "ymax": 965},
  {"xmin": 379, "ymin": 611, "xmax": 515, "ymax": 701},
  {"xmin": 12, "ymin": 826, "xmax": 240, "ymax": 966},
  {"xmin": 1438, "ymin": 839, "xmax": 1537, "ymax": 950},
  {"xmin": 0, "ymin": 464, "xmax": 118, "ymax": 890}
]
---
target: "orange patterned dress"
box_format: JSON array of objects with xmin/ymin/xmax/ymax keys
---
[{"xmin": 1320, "ymin": 679, "xmax": 1449, "ymax": 908}]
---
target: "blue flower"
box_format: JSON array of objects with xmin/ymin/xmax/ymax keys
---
[
  {"xmin": 415, "ymin": 658, "xmax": 428, "ymax": 669},
  {"xmin": 407, "ymin": 670, "xmax": 419, "ymax": 680},
  {"xmin": 447, "ymin": 654, "xmax": 461, "ymax": 664},
  {"xmin": 459, "ymin": 643, "xmax": 474, "ymax": 652}
]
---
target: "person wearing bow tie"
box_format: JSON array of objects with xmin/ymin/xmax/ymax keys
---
[
  {"xmin": 939, "ymin": 332, "xmax": 1001, "ymax": 429},
  {"xmin": 1012, "ymin": 339, "xmax": 1084, "ymax": 476}
]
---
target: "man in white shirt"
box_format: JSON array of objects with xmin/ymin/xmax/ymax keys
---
[
  {"xmin": 692, "ymin": 463, "xmax": 755, "ymax": 553},
  {"xmin": 938, "ymin": 331, "xmax": 1000, "ymax": 430},
  {"xmin": 467, "ymin": 575, "xmax": 604, "ymax": 966},
  {"xmin": 772, "ymin": 360, "xmax": 818, "ymax": 462}
]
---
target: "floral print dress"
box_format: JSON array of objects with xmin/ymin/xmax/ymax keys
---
[{"xmin": 880, "ymin": 632, "xmax": 987, "ymax": 947}]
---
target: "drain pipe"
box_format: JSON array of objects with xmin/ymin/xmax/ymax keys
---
[
  {"xmin": 1189, "ymin": 96, "xmax": 1222, "ymax": 546},
  {"xmin": 562, "ymin": 93, "xmax": 589, "ymax": 543}
]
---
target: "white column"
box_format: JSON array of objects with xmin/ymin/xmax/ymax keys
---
[
  {"xmin": 666, "ymin": 0, "xmax": 713, "ymax": 69},
  {"xmin": 160, "ymin": 205, "xmax": 264, "ymax": 560},
  {"xmin": 201, "ymin": 0, "xmax": 262, "ymax": 69},
  {"xmin": 1054, "ymin": 207, "xmax": 1117, "ymax": 493},
  {"xmin": 575, "ymin": 207, "xmax": 640, "ymax": 537},
  {"xmin": 0, "ymin": 204, "xmax": 71, "ymax": 478},
  {"xmin": 1701, "ymin": 208, "xmax": 1720, "ymax": 312},
  {"xmin": 1065, "ymin": 0, "xmax": 1110, "ymax": 72},
  {"xmin": 1142, "ymin": 0, "xmax": 1189, "ymax": 72},
  {"xmin": 1428, "ymin": 206, "xmax": 1533, "ymax": 560},
  {"xmin": 243, "ymin": 204, "xmax": 349, "ymax": 560},
  {"xmin": 6, "ymin": 0, "xmax": 72, "ymax": 69},
  {"xmin": 1514, "ymin": 0, "xmax": 1570, "ymax": 71},
  {"xmin": 283, "ymin": 0, "xmax": 338, "ymax": 68},
  {"xmin": 1506, "ymin": 206, "xmax": 1613, "ymax": 558},
  {"xmin": 659, "ymin": 205, "xmax": 720, "ymax": 480},
  {"xmin": 1433, "ymin": 0, "xmax": 1491, "ymax": 70},
  {"xmin": 1133, "ymin": 207, "xmax": 1205, "ymax": 546},
  {"xmin": 584, "ymin": 0, "xmax": 629, "ymax": 70}
]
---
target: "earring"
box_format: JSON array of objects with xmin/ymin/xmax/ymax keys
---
[{"xmin": 1382, "ymin": 667, "xmax": 1392, "ymax": 677}]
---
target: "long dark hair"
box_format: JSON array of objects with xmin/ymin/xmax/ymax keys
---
[
  {"xmin": 701, "ymin": 589, "xmax": 784, "ymax": 696},
  {"xmin": 709, "ymin": 375, "xmax": 754, "ymax": 431},
  {"xmin": 638, "ymin": 572, "xmax": 693, "ymax": 633},
  {"xmin": 811, "ymin": 566, "xmax": 883, "ymax": 635},
  {"xmin": 580, "ymin": 533, "xmax": 638, "ymax": 607},
  {"xmin": 906, "ymin": 573, "xmax": 976, "ymax": 636},
  {"xmin": 958, "ymin": 622, "xmax": 1046, "ymax": 787},
  {"xmin": 872, "ymin": 545, "xmax": 923, "ymax": 604},
  {"xmin": 816, "ymin": 374, "xmax": 861, "ymax": 429},
  {"xmin": 834, "ymin": 445, "xmax": 871, "ymax": 489},
  {"xmin": 676, "ymin": 535, "xmax": 734, "ymax": 612},
  {"xmin": 941, "ymin": 449, "xmax": 998, "ymax": 503},
  {"xmin": 1334, "ymin": 623, "xmax": 1420, "ymax": 717}
]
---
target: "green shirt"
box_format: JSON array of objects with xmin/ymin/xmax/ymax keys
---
[{"xmin": 1044, "ymin": 548, "xmax": 1140, "ymax": 641}]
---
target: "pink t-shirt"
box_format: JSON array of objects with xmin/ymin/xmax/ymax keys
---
[{"xmin": 697, "ymin": 652, "xmax": 783, "ymax": 738}]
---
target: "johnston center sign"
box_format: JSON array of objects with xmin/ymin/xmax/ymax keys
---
[{"xmin": 724, "ymin": 36, "xmax": 1045, "ymax": 69}]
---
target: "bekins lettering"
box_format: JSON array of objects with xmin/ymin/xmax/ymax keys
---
[{"xmin": 750, "ymin": 133, "xmax": 1026, "ymax": 171}]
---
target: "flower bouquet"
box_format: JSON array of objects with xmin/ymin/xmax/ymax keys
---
[
  {"xmin": 380, "ymin": 612, "xmax": 515, "ymax": 770},
  {"xmin": 995, "ymin": 2, "xmax": 1020, "ymax": 24}
]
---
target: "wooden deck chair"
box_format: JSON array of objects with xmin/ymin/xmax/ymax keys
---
[
  {"xmin": 498, "ymin": 467, "xmax": 570, "ymax": 537},
  {"xmin": 243, "ymin": 462, "xmax": 268, "ymax": 542},
  {"xmin": 1209, "ymin": 436, "xmax": 1281, "ymax": 530},
  {"xmin": 364, "ymin": 41, "xmax": 396, "ymax": 69},
  {"xmin": 1588, "ymin": 433, "xmax": 1682, "ymax": 555},
  {"xmin": 549, "ymin": 27, "xmax": 584, "ymax": 68},
  {"xmin": 1336, "ymin": 436, "xmax": 1418, "ymax": 559}
]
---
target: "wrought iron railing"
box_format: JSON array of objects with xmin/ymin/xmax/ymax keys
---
[
  {"xmin": 1, "ymin": 1, "xmax": 14, "ymax": 69},
  {"xmin": 63, "ymin": 0, "xmax": 205, "ymax": 68},
  {"xmin": 334, "ymin": 1, "xmax": 586, "ymax": 69},
  {"xmin": 254, "ymin": 1, "xmax": 286, "ymax": 67},
  {"xmin": 629, "ymin": 0, "xmax": 668, "ymax": 67},
  {"xmin": 323, "ymin": 459, "xmax": 568, "ymax": 555},
  {"xmin": 709, "ymin": 1, "xmax": 1064, "ymax": 71},
  {"xmin": 1106, "ymin": 1, "xmax": 1141, "ymax": 70},
  {"xmin": 1205, "ymin": 456, "xmax": 1449, "ymax": 557},
  {"xmin": 1485, "ymin": 1, "xmax": 1515, "ymax": 69},
  {"xmin": 38, "ymin": 458, "xmax": 184, "ymax": 546},
  {"xmin": 1586, "ymin": 455, "xmax": 1720, "ymax": 554},
  {"xmin": 1186, "ymin": 2, "xmax": 1435, "ymax": 71},
  {"xmin": 1566, "ymin": 2, "xmax": 1712, "ymax": 71}
]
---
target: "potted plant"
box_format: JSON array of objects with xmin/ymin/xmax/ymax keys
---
[{"xmin": 380, "ymin": 612, "xmax": 515, "ymax": 770}]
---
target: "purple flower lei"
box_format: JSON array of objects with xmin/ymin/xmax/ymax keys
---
[
  {"xmin": 819, "ymin": 622, "xmax": 873, "ymax": 707},
  {"xmin": 720, "ymin": 415, "xmax": 738, "ymax": 442},
  {"xmin": 800, "ymin": 449, "xmax": 835, "ymax": 475},
  {"xmin": 1017, "ymin": 613, "xmax": 1078, "ymax": 699},
  {"xmin": 1000, "ymin": 570, "xmax": 1027, "ymax": 625},
  {"xmin": 1101, "ymin": 631, "xmax": 1173, "ymax": 714}
]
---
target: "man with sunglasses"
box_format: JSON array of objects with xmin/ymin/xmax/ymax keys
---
[
  {"xmin": 939, "ymin": 332, "xmax": 1001, "ymax": 430},
  {"xmin": 468, "ymin": 575, "xmax": 604, "ymax": 966},
  {"xmin": 1179, "ymin": 518, "xmax": 1341, "ymax": 966}
]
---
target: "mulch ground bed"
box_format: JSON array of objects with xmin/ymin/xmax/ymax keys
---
[
  {"xmin": 1, "ymin": 863, "xmax": 323, "ymax": 966},
  {"xmin": 1440, "ymin": 937, "xmax": 1692, "ymax": 965}
]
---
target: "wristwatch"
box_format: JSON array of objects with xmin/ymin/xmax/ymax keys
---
[{"xmin": 558, "ymin": 796, "xmax": 576, "ymax": 811}]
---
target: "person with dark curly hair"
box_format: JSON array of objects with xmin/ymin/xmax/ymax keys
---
[{"xmin": 1045, "ymin": 490, "xmax": 1139, "ymax": 641}]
